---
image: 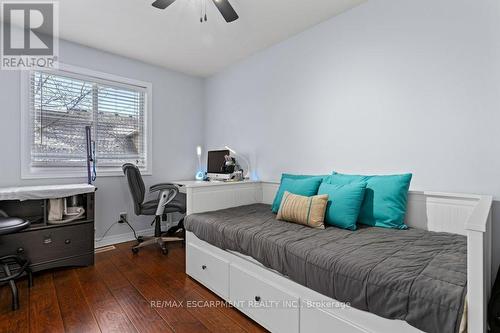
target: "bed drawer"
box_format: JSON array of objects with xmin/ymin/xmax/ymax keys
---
[
  {"xmin": 186, "ymin": 243, "xmax": 229, "ymax": 299},
  {"xmin": 229, "ymin": 264, "xmax": 299, "ymax": 333},
  {"xmin": 301, "ymin": 305, "xmax": 368, "ymax": 333}
]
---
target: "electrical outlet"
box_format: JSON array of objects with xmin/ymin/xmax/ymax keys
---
[{"xmin": 119, "ymin": 212, "xmax": 127, "ymax": 223}]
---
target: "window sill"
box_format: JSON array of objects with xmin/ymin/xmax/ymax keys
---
[{"xmin": 21, "ymin": 166, "xmax": 152, "ymax": 180}]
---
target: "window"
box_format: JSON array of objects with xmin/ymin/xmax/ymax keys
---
[{"xmin": 21, "ymin": 65, "xmax": 152, "ymax": 178}]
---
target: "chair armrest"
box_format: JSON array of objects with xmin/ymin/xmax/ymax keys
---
[
  {"xmin": 149, "ymin": 184, "xmax": 179, "ymax": 216},
  {"xmin": 149, "ymin": 183, "xmax": 178, "ymax": 193}
]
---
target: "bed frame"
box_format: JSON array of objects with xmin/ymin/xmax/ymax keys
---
[{"xmin": 184, "ymin": 181, "xmax": 492, "ymax": 333}]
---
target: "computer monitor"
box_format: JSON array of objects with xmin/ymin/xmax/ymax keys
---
[{"xmin": 207, "ymin": 150, "xmax": 230, "ymax": 179}]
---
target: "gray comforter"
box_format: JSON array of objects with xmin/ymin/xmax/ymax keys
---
[{"xmin": 185, "ymin": 204, "xmax": 467, "ymax": 333}]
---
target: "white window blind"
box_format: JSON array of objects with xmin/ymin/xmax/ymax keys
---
[{"xmin": 29, "ymin": 70, "xmax": 148, "ymax": 170}]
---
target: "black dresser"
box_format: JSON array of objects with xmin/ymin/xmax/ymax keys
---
[{"xmin": 0, "ymin": 189, "xmax": 95, "ymax": 272}]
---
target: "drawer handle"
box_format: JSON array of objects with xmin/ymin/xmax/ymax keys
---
[
  {"xmin": 43, "ymin": 237, "xmax": 52, "ymax": 244},
  {"xmin": 255, "ymin": 296, "xmax": 261, "ymax": 302},
  {"xmin": 65, "ymin": 239, "xmax": 71, "ymax": 245},
  {"xmin": 17, "ymin": 247, "xmax": 24, "ymax": 254},
  {"xmin": 201, "ymin": 265, "xmax": 207, "ymax": 270}
]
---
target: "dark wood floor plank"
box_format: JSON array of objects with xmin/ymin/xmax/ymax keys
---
[
  {"xmin": 107, "ymin": 250, "xmax": 210, "ymax": 333},
  {"xmin": 0, "ymin": 281, "xmax": 11, "ymax": 315},
  {"xmin": 29, "ymin": 272, "xmax": 65, "ymax": 333},
  {"xmin": 116, "ymin": 242, "xmax": 186, "ymax": 276},
  {"xmin": 53, "ymin": 269, "xmax": 101, "ymax": 333},
  {"xmin": 75, "ymin": 265, "xmax": 138, "ymax": 333},
  {"xmin": 117, "ymin": 245, "xmax": 250, "ymax": 333},
  {"xmin": 0, "ymin": 279, "xmax": 29, "ymax": 333},
  {"xmin": 95, "ymin": 251, "xmax": 174, "ymax": 333},
  {"xmin": 0, "ymin": 241, "xmax": 265, "ymax": 333}
]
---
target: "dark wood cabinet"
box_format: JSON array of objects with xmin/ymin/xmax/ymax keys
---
[{"xmin": 0, "ymin": 192, "xmax": 95, "ymax": 272}]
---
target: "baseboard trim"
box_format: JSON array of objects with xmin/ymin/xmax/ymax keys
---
[{"xmin": 94, "ymin": 227, "xmax": 154, "ymax": 248}]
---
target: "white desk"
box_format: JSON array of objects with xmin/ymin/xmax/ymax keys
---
[{"xmin": 171, "ymin": 180, "xmax": 262, "ymax": 215}]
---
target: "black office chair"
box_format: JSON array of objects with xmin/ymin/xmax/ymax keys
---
[{"xmin": 122, "ymin": 163, "xmax": 185, "ymax": 255}]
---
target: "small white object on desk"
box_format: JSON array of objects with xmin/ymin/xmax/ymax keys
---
[{"xmin": 0, "ymin": 184, "xmax": 96, "ymax": 201}]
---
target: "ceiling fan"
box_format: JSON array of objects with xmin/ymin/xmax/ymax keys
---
[{"xmin": 151, "ymin": 0, "xmax": 239, "ymax": 23}]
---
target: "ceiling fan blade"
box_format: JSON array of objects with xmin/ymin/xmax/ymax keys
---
[
  {"xmin": 211, "ymin": 0, "xmax": 239, "ymax": 23},
  {"xmin": 151, "ymin": 0, "xmax": 176, "ymax": 10}
]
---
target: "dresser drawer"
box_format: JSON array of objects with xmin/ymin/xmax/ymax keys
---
[
  {"xmin": 229, "ymin": 264, "xmax": 299, "ymax": 333},
  {"xmin": 0, "ymin": 222, "xmax": 94, "ymax": 267},
  {"xmin": 186, "ymin": 243, "xmax": 230, "ymax": 299}
]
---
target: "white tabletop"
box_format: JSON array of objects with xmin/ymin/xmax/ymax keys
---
[
  {"xmin": 171, "ymin": 179, "xmax": 261, "ymax": 188},
  {"xmin": 0, "ymin": 183, "xmax": 96, "ymax": 201}
]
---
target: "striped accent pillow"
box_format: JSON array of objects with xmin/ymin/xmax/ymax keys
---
[{"xmin": 276, "ymin": 191, "xmax": 328, "ymax": 229}]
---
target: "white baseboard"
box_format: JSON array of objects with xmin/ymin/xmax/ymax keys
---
[{"xmin": 94, "ymin": 227, "xmax": 154, "ymax": 248}]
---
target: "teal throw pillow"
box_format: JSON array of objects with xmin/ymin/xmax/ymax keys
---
[
  {"xmin": 318, "ymin": 182, "xmax": 367, "ymax": 230},
  {"xmin": 271, "ymin": 176, "xmax": 324, "ymax": 213},
  {"xmin": 328, "ymin": 172, "xmax": 412, "ymax": 229}
]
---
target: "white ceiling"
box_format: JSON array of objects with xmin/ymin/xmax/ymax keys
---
[{"xmin": 8, "ymin": 0, "xmax": 365, "ymax": 77}]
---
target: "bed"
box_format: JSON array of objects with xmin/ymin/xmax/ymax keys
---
[
  {"xmin": 180, "ymin": 181, "xmax": 492, "ymax": 333},
  {"xmin": 186, "ymin": 203, "xmax": 468, "ymax": 333}
]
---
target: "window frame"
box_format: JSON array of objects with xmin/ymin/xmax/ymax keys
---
[{"xmin": 20, "ymin": 63, "xmax": 153, "ymax": 179}]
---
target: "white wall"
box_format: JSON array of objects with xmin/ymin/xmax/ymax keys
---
[
  {"xmin": 204, "ymin": 0, "xmax": 500, "ymax": 273},
  {"xmin": 0, "ymin": 39, "xmax": 204, "ymax": 243}
]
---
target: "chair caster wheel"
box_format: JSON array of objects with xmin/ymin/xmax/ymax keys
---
[
  {"xmin": 137, "ymin": 236, "xmax": 144, "ymax": 243},
  {"xmin": 132, "ymin": 248, "xmax": 139, "ymax": 254},
  {"xmin": 161, "ymin": 248, "xmax": 168, "ymax": 255}
]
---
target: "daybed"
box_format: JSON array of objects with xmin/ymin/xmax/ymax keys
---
[{"xmin": 182, "ymin": 181, "xmax": 492, "ymax": 333}]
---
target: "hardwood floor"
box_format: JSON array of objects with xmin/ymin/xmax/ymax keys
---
[{"xmin": 0, "ymin": 242, "xmax": 267, "ymax": 333}]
